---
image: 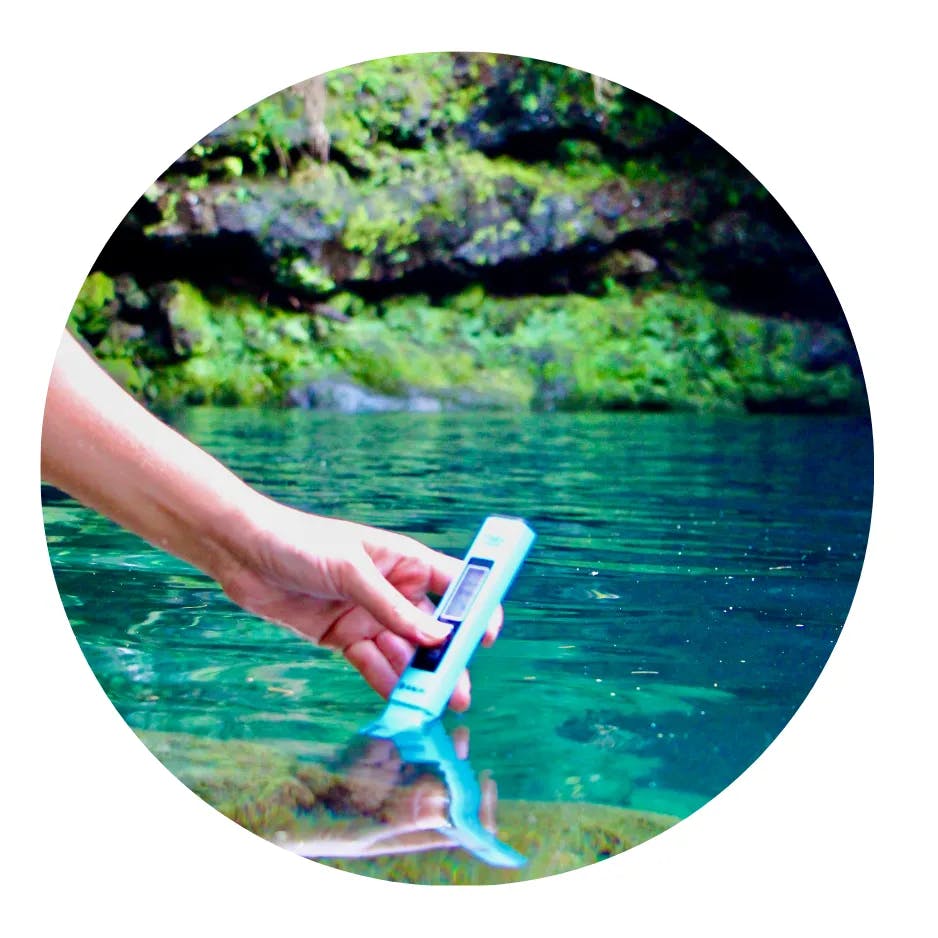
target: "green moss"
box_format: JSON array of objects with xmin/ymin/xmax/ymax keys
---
[
  {"xmin": 341, "ymin": 201, "xmax": 420, "ymax": 256},
  {"xmin": 73, "ymin": 270, "xmax": 861, "ymax": 413},
  {"xmin": 163, "ymin": 281, "xmax": 218, "ymax": 357},
  {"xmin": 326, "ymin": 314, "xmax": 472, "ymax": 396},
  {"xmin": 138, "ymin": 730, "xmax": 323, "ymax": 834},
  {"xmin": 719, "ymin": 312, "xmax": 860, "ymax": 411},
  {"xmin": 78, "ymin": 53, "xmax": 860, "ymax": 415},
  {"xmin": 150, "ymin": 355, "xmax": 275, "ymax": 406},
  {"xmin": 282, "ymin": 258, "xmax": 337, "ymax": 294},
  {"xmin": 97, "ymin": 357, "xmax": 150, "ymax": 395},
  {"xmin": 135, "ymin": 729, "xmax": 678, "ymax": 884},
  {"xmin": 68, "ymin": 271, "xmax": 117, "ymax": 341},
  {"xmin": 437, "ymin": 287, "xmax": 859, "ymax": 412},
  {"xmin": 324, "ymin": 799, "xmax": 676, "ymax": 885},
  {"xmin": 119, "ymin": 282, "xmax": 328, "ymax": 406},
  {"xmin": 323, "ymin": 53, "xmax": 492, "ymax": 173},
  {"xmin": 186, "ymin": 92, "xmax": 300, "ymax": 180}
]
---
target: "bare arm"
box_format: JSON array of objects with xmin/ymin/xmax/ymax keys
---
[
  {"xmin": 42, "ymin": 331, "xmax": 262, "ymax": 581},
  {"xmin": 41, "ymin": 331, "xmax": 499, "ymax": 708}
]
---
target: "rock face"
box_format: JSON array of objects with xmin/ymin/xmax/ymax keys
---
[{"xmin": 71, "ymin": 52, "xmax": 866, "ymax": 413}]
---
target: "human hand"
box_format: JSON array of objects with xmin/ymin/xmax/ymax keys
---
[
  {"xmin": 42, "ymin": 333, "xmax": 503, "ymax": 707},
  {"xmin": 214, "ymin": 499, "xmax": 503, "ymax": 710}
]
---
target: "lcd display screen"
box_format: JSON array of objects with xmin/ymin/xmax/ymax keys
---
[
  {"xmin": 410, "ymin": 559, "xmax": 492, "ymax": 673},
  {"xmin": 439, "ymin": 562, "xmax": 490, "ymax": 622}
]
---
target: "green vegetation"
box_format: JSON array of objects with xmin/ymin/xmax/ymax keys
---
[
  {"xmin": 69, "ymin": 274, "xmax": 861, "ymax": 412},
  {"xmin": 68, "ymin": 52, "xmax": 864, "ymax": 415},
  {"xmin": 69, "ymin": 272, "xmax": 117, "ymax": 341}
]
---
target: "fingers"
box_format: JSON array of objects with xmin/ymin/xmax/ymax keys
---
[
  {"xmin": 448, "ymin": 669, "xmax": 471, "ymax": 712},
  {"xmin": 452, "ymin": 725, "xmax": 470, "ymax": 759},
  {"xmin": 344, "ymin": 638, "xmax": 402, "ymax": 699},
  {"xmin": 341, "ymin": 552, "xmax": 452, "ymax": 646},
  {"xmin": 345, "ymin": 631, "xmax": 418, "ymax": 700},
  {"xmin": 420, "ymin": 549, "xmax": 463, "ymax": 598},
  {"xmin": 362, "ymin": 534, "xmax": 505, "ymax": 652},
  {"xmin": 479, "ymin": 770, "xmax": 498, "ymax": 832},
  {"xmin": 362, "ymin": 527, "xmax": 462, "ymax": 596},
  {"xmin": 481, "ymin": 605, "xmax": 504, "ymax": 647},
  {"xmin": 374, "ymin": 629, "xmax": 415, "ymax": 675},
  {"xmin": 397, "ymin": 778, "xmax": 449, "ymax": 828}
]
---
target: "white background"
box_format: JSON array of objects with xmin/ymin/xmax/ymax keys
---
[{"xmin": 3, "ymin": 2, "xmax": 935, "ymax": 935}]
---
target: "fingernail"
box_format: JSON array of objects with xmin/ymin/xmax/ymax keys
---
[{"xmin": 420, "ymin": 618, "xmax": 452, "ymax": 641}]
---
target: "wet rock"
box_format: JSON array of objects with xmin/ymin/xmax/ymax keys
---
[{"xmin": 287, "ymin": 377, "xmax": 443, "ymax": 413}]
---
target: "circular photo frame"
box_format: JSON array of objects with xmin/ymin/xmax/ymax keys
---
[{"xmin": 41, "ymin": 51, "xmax": 872, "ymax": 886}]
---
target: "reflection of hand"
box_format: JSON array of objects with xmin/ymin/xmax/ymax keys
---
[
  {"xmin": 279, "ymin": 727, "xmax": 499, "ymax": 860},
  {"xmin": 41, "ymin": 332, "xmax": 502, "ymax": 709}
]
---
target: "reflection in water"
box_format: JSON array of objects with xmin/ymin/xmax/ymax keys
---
[
  {"xmin": 45, "ymin": 410, "xmax": 873, "ymax": 877},
  {"xmin": 277, "ymin": 721, "xmax": 525, "ymax": 868}
]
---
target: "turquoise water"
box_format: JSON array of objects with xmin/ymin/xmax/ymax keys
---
[{"xmin": 44, "ymin": 410, "xmax": 872, "ymax": 827}]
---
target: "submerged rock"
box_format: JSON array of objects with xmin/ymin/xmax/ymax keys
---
[
  {"xmin": 322, "ymin": 800, "xmax": 678, "ymax": 885},
  {"xmin": 137, "ymin": 729, "xmax": 678, "ymax": 884},
  {"xmin": 557, "ymin": 708, "xmax": 641, "ymax": 751}
]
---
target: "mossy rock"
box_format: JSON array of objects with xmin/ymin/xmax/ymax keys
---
[
  {"xmin": 139, "ymin": 730, "xmax": 327, "ymax": 833},
  {"xmin": 67, "ymin": 266, "xmax": 863, "ymax": 414},
  {"xmin": 68, "ymin": 271, "xmax": 118, "ymax": 341},
  {"xmin": 93, "ymin": 51, "xmax": 847, "ymax": 377},
  {"xmin": 127, "ymin": 282, "xmax": 329, "ymax": 406},
  {"xmin": 134, "ymin": 729, "xmax": 678, "ymax": 884},
  {"xmin": 161, "ymin": 281, "xmax": 219, "ymax": 357},
  {"xmin": 321, "ymin": 800, "xmax": 677, "ymax": 885},
  {"xmin": 324, "ymin": 306, "xmax": 532, "ymax": 408}
]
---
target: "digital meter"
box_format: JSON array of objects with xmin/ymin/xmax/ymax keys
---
[{"xmin": 365, "ymin": 515, "xmax": 535, "ymax": 736}]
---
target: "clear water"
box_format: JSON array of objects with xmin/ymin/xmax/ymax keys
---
[{"xmin": 43, "ymin": 410, "xmax": 872, "ymax": 845}]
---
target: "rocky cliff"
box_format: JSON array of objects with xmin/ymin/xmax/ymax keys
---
[{"xmin": 69, "ymin": 52, "xmax": 865, "ymax": 413}]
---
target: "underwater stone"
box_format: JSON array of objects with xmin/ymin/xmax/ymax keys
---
[{"xmin": 135, "ymin": 729, "xmax": 678, "ymax": 884}]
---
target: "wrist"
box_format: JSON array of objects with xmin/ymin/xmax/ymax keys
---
[{"xmin": 193, "ymin": 475, "xmax": 276, "ymax": 586}]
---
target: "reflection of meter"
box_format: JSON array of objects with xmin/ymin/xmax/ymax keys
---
[
  {"xmin": 382, "ymin": 719, "xmax": 527, "ymax": 868},
  {"xmin": 366, "ymin": 515, "xmax": 535, "ymax": 735}
]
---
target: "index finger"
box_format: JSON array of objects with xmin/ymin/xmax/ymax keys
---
[
  {"xmin": 420, "ymin": 547, "xmax": 463, "ymax": 598},
  {"xmin": 362, "ymin": 529, "xmax": 463, "ymax": 606}
]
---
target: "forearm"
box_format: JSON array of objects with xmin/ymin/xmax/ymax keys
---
[
  {"xmin": 41, "ymin": 331, "xmax": 265, "ymax": 582},
  {"xmin": 41, "ymin": 331, "xmax": 470, "ymax": 701}
]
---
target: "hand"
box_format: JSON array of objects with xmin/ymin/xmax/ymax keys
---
[
  {"xmin": 214, "ymin": 500, "xmax": 503, "ymax": 710},
  {"xmin": 41, "ymin": 332, "xmax": 502, "ymax": 709}
]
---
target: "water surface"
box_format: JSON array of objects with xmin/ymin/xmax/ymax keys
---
[{"xmin": 44, "ymin": 410, "xmax": 872, "ymax": 849}]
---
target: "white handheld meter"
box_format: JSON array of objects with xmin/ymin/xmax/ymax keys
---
[{"xmin": 366, "ymin": 515, "xmax": 535, "ymax": 736}]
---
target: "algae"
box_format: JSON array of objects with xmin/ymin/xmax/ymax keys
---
[{"xmin": 135, "ymin": 729, "xmax": 678, "ymax": 884}]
